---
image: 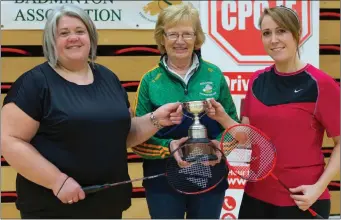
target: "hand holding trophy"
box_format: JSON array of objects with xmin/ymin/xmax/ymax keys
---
[{"xmin": 170, "ymin": 100, "xmax": 224, "ymax": 168}]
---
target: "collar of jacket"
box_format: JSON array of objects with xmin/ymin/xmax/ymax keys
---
[{"xmin": 158, "ymin": 50, "xmax": 202, "ymax": 80}]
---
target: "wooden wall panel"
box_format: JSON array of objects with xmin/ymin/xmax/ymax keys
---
[
  {"xmin": 1, "ymin": 167, "xmax": 17, "ymax": 191},
  {"xmin": 127, "ymin": 92, "xmax": 137, "ymax": 109},
  {"xmin": 1, "ymin": 94, "xmax": 5, "ymax": 107},
  {"xmin": 123, "ymin": 198, "xmax": 149, "ymax": 219},
  {"xmin": 1, "ymin": 57, "xmax": 160, "ymax": 82},
  {"xmin": 1, "ymin": 20, "xmax": 340, "ymax": 45},
  {"xmin": 127, "ymin": 163, "xmax": 143, "ymax": 188},
  {"xmin": 96, "ymin": 57, "xmax": 159, "ymax": 81},
  {"xmin": 2, "ymin": 30, "xmax": 156, "ymax": 46},
  {"xmin": 320, "ymin": 1, "xmax": 341, "ymax": 9},
  {"xmin": 320, "ymin": 21, "xmax": 340, "ymax": 45},
  {"xmin": 320, "ymin": 55, "xmax": 340, "ymax": 79},
  {"xmin": 1, "ymin": 203, "xmax": 21, "ymax": 219},
  {"xmin": 2, "ymin": 21, "xmax": 339, "ymax": 46},
  {"xmin": 331, "ymin": 191, "xmax": 340, "ymax": 215},
  {"xmin": 323, "ymin": 133, "xmax": 336, "ymax": 147},
  {"xmin": 2, "ymin": 55, "xmax": 338, "ymax": 83}
]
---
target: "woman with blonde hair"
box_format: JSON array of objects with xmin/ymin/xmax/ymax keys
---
[
  {"xmin": 132, "ymin": 2, "xmax": 239, "ymax": 219},
  {"xmin": 236, "ymin": 6, "xmax": 340, "ymax": 219},
  {"xmin": 1, "ymin": 4, "xmax": 182, "ymax": 218}
]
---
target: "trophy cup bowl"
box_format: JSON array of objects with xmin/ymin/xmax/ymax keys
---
[{"xmin": 182, "ymin": 100, "xmax": 208, "ymax": 115}]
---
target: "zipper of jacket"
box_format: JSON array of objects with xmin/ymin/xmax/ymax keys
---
[
  {"xmin": 159, "ymin": 63, "xmax": 188, "ymax": 94},
  {"xmin": 159, "ymin": 56, "xmax": 202, "ymax": 96},
  {"xmin": 184, "ymin": 63, "xmax": 202, "ymax": 95}
]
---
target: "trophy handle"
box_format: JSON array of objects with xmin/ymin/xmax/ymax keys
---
[
  {"xmin": 181, "ymin": 109, "xmax": 208, "ymax": 120},
  {"xmin": 199, "ymin": 111, "xmax": 207, "ymax": 119},
  {"xmin": 181, "ymin": 101, "xmax": 208, "ymax": 120},
  {"xmin": 182, "ymin": 112, "xmax": 194, "ymax": 120}
]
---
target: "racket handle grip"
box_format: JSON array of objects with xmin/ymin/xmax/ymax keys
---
[
  {"xmin": 309, "ymin": 208, "xmax": 324, "ymax": 219},
  {"xmin": 82, "ymin": 185, "xmax": 106, "ymax": 195}
]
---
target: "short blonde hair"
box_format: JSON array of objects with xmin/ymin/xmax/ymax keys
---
[
  {"xmin": 154, "ymin": 2, "xmax": 205, "ymax": 54},
  {"xmin": 43, "ymin": 4, "xmax": 98, "ymax": 67},
  {"xmin": 258, "ymin": 6, "xmax": 301, "ymax": 57}
]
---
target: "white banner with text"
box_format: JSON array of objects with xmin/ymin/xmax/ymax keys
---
[{"xmin": 1, "ymin": 0, "xmax": 199, "ymax": 30}]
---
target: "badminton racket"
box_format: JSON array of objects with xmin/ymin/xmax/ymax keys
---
[
  {"xmin": 220, "ymin": 124, "xmax": 323, "ymax": 219},
  {"xmin": 83, "ymin": 140, "xmax": 227, "ymax": 195}
]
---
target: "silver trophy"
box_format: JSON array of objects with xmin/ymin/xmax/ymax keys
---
[
  {"xmin": 182, "ymin": 100, "xmax": 208, "ymax": 139},
  {"xmin": 182, "ymin": 100, "xmax": 214, "ymax": 156}
]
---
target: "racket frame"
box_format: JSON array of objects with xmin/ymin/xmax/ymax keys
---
[
  {"xmin": 166, "ymin": 140, "xmax": 228, "ymax": 195},
  {"xmin": 220, "ymin": 124, "xmax": 277, "ymax": 182},
  {"xmin": 83, "ymin": 140, "xmax": 228, "ymax": 195},
  {"xmin": 220, "ymin": 124, "xmax": 323, "ymax": 219}
]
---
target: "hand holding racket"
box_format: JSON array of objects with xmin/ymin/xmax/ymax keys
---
[
  {"xmin": 83, "ymin": 141, "xmax": 228, "ymax": 195},
  {"xmin": 205, "ymin": 140, "xmax": 223, "ymax": 167},
  {"xmin": 169, "ymin": 137, "xmax": 191, "ymax": 168},
  {"xmin": 220, "ymin": 124, "xmax": 324, "ymax": 219},
  {"xmin": 290, "ymin": 184, "xmax": 326, "ymax": 213}
]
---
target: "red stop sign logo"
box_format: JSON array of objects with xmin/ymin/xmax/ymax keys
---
[{"xmin": 208, "ymin": 0, "xmax": 312, "ymax": 64}]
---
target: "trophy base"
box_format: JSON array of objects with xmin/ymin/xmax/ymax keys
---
[
  {"xmin": 188, "ymin": 128, "xmax": 207, "ymax": 139},
  {"xmin": 181, "ymin": 138, "xmax": 216, "ymax": 159},
  {"xmin": 186, "ymin": 138, "xmax": 210, "ymax": 144}
]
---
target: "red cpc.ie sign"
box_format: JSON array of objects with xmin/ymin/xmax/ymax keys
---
[{"xmin": 208, "ymin": 0, "xmax": 312, "ymax": 64}]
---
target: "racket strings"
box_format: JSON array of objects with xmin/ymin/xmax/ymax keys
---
[
  {"xmin": 222, "ymin": 126, "xmax": 276, "ymax": 181},
  {"xmin": 166, "ymin": 143, "xmax": 227, "ymax": 194}
]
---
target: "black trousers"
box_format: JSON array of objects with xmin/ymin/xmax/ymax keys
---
[{"xmin": 238, "ymin": 193, "xmax": 331, "ymax": 219}]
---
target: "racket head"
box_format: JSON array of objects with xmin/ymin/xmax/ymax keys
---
[
  {"xmin": 166, "ymin": 139, "xmax": 228, "ymax": 195},
  {"xmin": 220, "ymin": 124, "xmax": 277, "ymax": 182}
]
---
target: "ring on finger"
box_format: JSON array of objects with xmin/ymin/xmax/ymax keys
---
[{"xmin": 68, "ymin": 200, "xmax": 73, "ymax": 204}]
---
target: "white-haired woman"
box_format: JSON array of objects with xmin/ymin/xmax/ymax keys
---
[
  {"xmin": 1, "ymin": 4, "xmax": 182, "ymax": 219},
  {"xmin": 132, "ymin": 3, "xmax": 239, "ymax": 219}
]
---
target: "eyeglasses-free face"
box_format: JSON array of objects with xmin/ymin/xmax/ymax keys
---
[
  {"xmin": 56, "ymin": 16, "xmax": 91, "ymax": 65},
  {"xmin": 260, "ymin": 15, "xmax": 298, "ymax": 64}
]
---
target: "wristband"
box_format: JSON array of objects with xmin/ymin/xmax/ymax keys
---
[{"xmin": 150, "ymin": 112, "xmax": 163, "ymax": 130}]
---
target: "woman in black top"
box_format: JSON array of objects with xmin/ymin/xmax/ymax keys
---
[{"xmin": 1, "ymin": 4, "xmax": 182, "ymax": 219}]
